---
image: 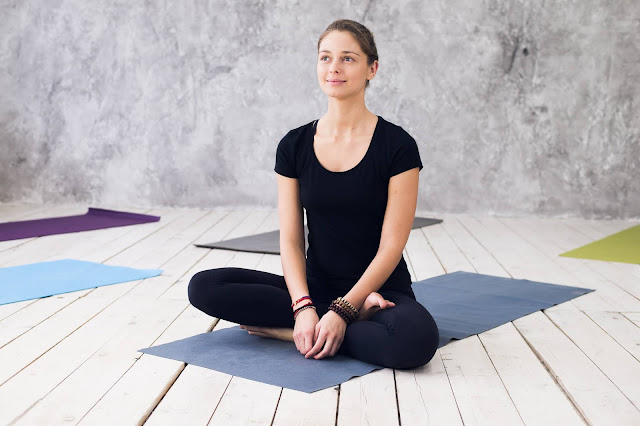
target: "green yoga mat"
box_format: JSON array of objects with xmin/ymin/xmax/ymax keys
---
[{"xmin": 560, "ymin": 224, "xmax": 640, "ymax": 264}]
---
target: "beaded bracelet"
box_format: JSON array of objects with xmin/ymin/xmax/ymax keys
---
[
  {"xmin": 331, "ymin": 304, "xmax": 353, "ymax": 324},
  {"xmin": 331, "ymin": 304, "xmax": 351, "ymax": 323},
  {"xmin": 336, "ymin": 297, "xmax": 359, "ymax": 318},
  {"xmin": 293, "ymin": 304, "xmax": 316, "ymax": 320},
  {"xmin": 291, "ymin": 295, "xmax": 312, "ymax": 308},
  {"xmin": 328, "ymin": 300, "xmax": 357, "ymax": 325}
]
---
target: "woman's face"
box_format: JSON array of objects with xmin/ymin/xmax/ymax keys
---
[{"xmin": 317, "ymin": 30, "xmax": 377, "ymax": 99}]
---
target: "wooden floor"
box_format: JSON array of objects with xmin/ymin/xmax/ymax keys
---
[{"xmin": 0, "ymin": 204, "xmax": 639, "ymax": 425}]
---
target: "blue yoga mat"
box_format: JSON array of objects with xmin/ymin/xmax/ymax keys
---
[
  {"xmin": 0, "ymin": 259, "xmax": 162, "ymax": 305},
  {"xmin": 140, "ymin": 271, "xmax": 593, "ymax": 393}
]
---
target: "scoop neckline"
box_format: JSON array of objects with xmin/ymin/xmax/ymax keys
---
[{"xmin": 310, "ymin": 115, "xmax": 381, "ymax": 174}]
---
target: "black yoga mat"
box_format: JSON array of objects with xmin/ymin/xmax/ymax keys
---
[
  {"xmin": 0, "ymin": 208, "xmax": 161, "ymax": 242},
  {"xmin": 195, "ymin": 217, "xmax": 443, "ymax": 254},
  {"xmin": 140, "ymin": 271, "xmax": 593, "ymax": 393}
]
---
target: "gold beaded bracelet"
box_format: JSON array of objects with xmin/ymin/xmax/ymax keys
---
[
  {"xmin": 328, "ymin": 300, "xmax": 356, "ymax": 324},
  {"xmin": 336, "ymin": 297, "xmax": 359, "ymax": 318}
]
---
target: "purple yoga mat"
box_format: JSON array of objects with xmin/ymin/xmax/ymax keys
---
[{"xmin": 0, "ymin": 208, "xmax": 161, "ymax": 242}]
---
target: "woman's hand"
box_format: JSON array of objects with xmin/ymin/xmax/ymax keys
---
[
  {"xmin": 293, "ymin": 308, "xmax": 319, "ymax": 355},
  {"xmin": 305, "ymin": 310, "xmax": 347, "ymax": 359}
]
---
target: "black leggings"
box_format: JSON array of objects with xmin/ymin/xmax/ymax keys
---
[{"xmin": 188, "ymin": 267, "xmax": 440, "ymax": 369}]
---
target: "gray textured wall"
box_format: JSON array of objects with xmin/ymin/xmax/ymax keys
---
[{"xmin": 1, "ymin": 0, "xmax": 638, "ymax": 218}]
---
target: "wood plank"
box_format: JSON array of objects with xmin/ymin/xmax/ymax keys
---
[
  {"xmin": 16, "ymin": 298, "xmax": 188, "ymax": 425},
  {"xmin": 410, "ymin": 214, "xmax": 586, "ymax": 426},
  {"xmin": 147, "ymin": 212, "xmax": 283, "ymax": 425},
  {"xmin": 0, "ymin": 206, "xmax": 171, "ymax": 267},
  {"xmin": 105, "ymin": 209, "xmax": 209, "ymax": 267},
  {"xmin": 145, "ymin": 366, "xmax": 232, "ymax": 426},
  {"xmin": 78, "ymin": 231, "xmax": 242, "ymax": 424},
  {"xmin": 251, "ymin": 210, "xmax": 342, "ymax": 426},
  {"xmin": 222, "ymin": 210, "xmax": 271, "ymax": 241},
  {"xmin": 0, "ymin": 294, "xmax": 162, "ymax": 424},
  {"xmin": 457, "ymin": 216, "xmax": 610, "ymax": 312},
  {"xmin": 514, "ymin": 311, "xmax": 640, "ymax": 424},
  {"xmin": 0, "ymin": 204, "xmax": 85, "ymax": 253},
  {"xmin": 559, "ymin": 218, "xmax": 640, "ymax": 299},
  {"xmin": 404, "ymin": 227, "xmax": 445, "ymax": 279},
  {"xmin": 479, "ymin": 323, "xmax": 585, "ymax": 425},
  {"xmin": 71, "ymin": 212, "xmax": 243, "ymax": 424},
  {"xmin": 0, "ymin": 207, "xmax": 171, "ymax": 345},
  {"xmin": 452, "ymin": 215, "xmax": 640, "ymax": 423},
  {"xmin": 439, "ymin": 337, "xmax": 524, "ymax": 425},
  {"xmin": 337, "ymin": 368, "xmax": 399, "ymax": 426},
  {"xmin": 209, "ymin": 377, "xmax": 281, "ymax": 426},
  {"xmin": 0, "ymin": 210, "xmax": 172, "ymax": 347},
  {"xmin": 435, "ymin": 215, "xmax": 506, "ymax": 276},
  {"xmin": 0, "ymin": 286, "xmax": 131, "ymax": 385},
  {"xmin": 545, "ymin": 305, "xmax": 640, "ymax": 410},
  {"xmin": 499, "ymin": 216, "xmax": 640, "ymax": 309},
  {"xmin": 271, "ymin": 388, "xmax": 338, "ymax": 426},
  {"xmin": 0, "ymin": 289, "xmax": 92, "ymax": 348},
  {"xmin": 402, "ymin": 219, "xmax": 536, "ymax": 426},
  {"xmin": 397, "ymin": 224, "xmax": 464, "ymax": 425},
  {"xmin": 0, "ymin": 207, "xmax": 169, "ymax": 327},
  {"xmin": 0, "ymin": 209, "xmax": 237, "ymax": 424},
  {"xmin": 420, "ymin": 222, "xmax": 475, "ymax": 273},
  {"xmin": 159, "ymin": 211, "xmax": 251, "ymax": 301},
  {"xmin": 584, "ymin": 311, "xmax": 640, "ymax": 364},
  {"xmin": 77, "ymin": 306, "xmax": 217, "ymax": 426},
  {"xmin": 395, "ymin": 352, "xmax": 463, "ymax": 426},
  {"xmin": 624, "ymin": 312, "xmax": 640, "ymax": 328},
  {"xmin": 331, "ymin": 227, "xmax": 444, "ymax": 426}
]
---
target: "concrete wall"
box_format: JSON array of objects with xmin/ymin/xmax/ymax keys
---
[{"xmin": 1, "ymin": 0, "xmax": 638, "ymax": 218}]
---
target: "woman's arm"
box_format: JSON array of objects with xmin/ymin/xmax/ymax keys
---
[
  {"xmin": 343, "ymin": 167, "xmax": 420, "ymax": 310},
  {"xmin": 277, "ymin": 174, "xmax": 319, "ymax": 354},
  {"xmin": 277, "ymin": 174, "xmax": 308, "ymax": 301}
]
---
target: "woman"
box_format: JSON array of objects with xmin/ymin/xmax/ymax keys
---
[{"xmin": 188, "ymin": 19, "xmax": 439, "ymax": 369}]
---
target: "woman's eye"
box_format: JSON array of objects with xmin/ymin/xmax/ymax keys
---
[{"xmin": 344, "ymin": 57, "xmax": 353, "ymax": 62}]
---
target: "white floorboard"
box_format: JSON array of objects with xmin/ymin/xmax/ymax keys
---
[{"xmin": 0, "ymin": 205, "xmax": 638, "ymax": 425}]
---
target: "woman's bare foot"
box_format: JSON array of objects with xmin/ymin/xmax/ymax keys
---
[
  {"xmin": 357, "ymin": 292, "xmax": 396, "ymax": 321},
  {"xmin": 239, "ymin": 325, "xmax": 294, "ymax": 341}
]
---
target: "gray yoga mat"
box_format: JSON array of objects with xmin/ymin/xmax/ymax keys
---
[
  {"xmin": 139, "ymin": 271, "xmax": 593, "ymax": 393},
  {"xmin": 195, "ymin": 217, "xmax": 443, "ymax": 254}
]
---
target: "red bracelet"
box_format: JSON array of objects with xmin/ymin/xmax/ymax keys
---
[{"xmin": 291, "ymin": 295, "xmax": 311, "ymax": 308}]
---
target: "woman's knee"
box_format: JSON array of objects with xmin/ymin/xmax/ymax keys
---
[
  {"xmin": 187, "ymin": 268, "xmax": 228, "ymax": 307},
  {"xmin": 378, "ymin": 307, "xmax": 440, "ymax": 369}
]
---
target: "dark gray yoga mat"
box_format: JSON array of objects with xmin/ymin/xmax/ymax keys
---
[
  {"xmin": 139, "ymin": 271, "xmax": 593, "ymax": 393},
  {"xmin": 195, "ymin": 217, "xmax": 443, "ymax": 254}
]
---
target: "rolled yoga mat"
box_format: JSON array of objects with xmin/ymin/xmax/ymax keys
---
[
  {"xmin": 0, "ymin": 208, "xmax": 161, "ymax": 242},
  {"xmin": 195, "ymin": 217, "xmax": 443, "ymax": 255},
  {"xmin": 0, "ymin": 259, "xmax": 162, "ymax": 305},
  {"xmin": 559, "ymin": 224, "xmax": 640, "ymax": 265},
  {"xmin": 140, "ymin": 271, "xmax": 593, "ymax": 393}
]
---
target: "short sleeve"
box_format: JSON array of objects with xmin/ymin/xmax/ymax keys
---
[
  {"xmin": 389, "ymin": 129, "xmax": 423, "ymax": 177},
  {"xmin": 274, "ymin": 131, "xmax": 298, "ymax": 178}
]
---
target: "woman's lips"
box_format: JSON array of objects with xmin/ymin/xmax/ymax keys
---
[{"xmin": 327, "ymin": 80, "xmax": 345, "ymax": 85}]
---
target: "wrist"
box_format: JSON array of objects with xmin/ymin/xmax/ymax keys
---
[
  {"xmin": 328, "ymin": 298, "xmax": 359, "ymax": 324},
  {"xmin": 295, "ymin": 306, "xmax": 317, "ymax": 320},
  {"xmin": 291, "ymin": 295, "xmax": 312, "ymax": 309}
]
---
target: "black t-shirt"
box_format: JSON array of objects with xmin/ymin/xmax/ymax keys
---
[{"xmin": 274, "ymin": 115, "xmax": 423, "ymax": 294}]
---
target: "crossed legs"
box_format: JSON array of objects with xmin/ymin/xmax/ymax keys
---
[{"xmin": 188, "ymin": 267, "xmax": 439, "ymax": 369}]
